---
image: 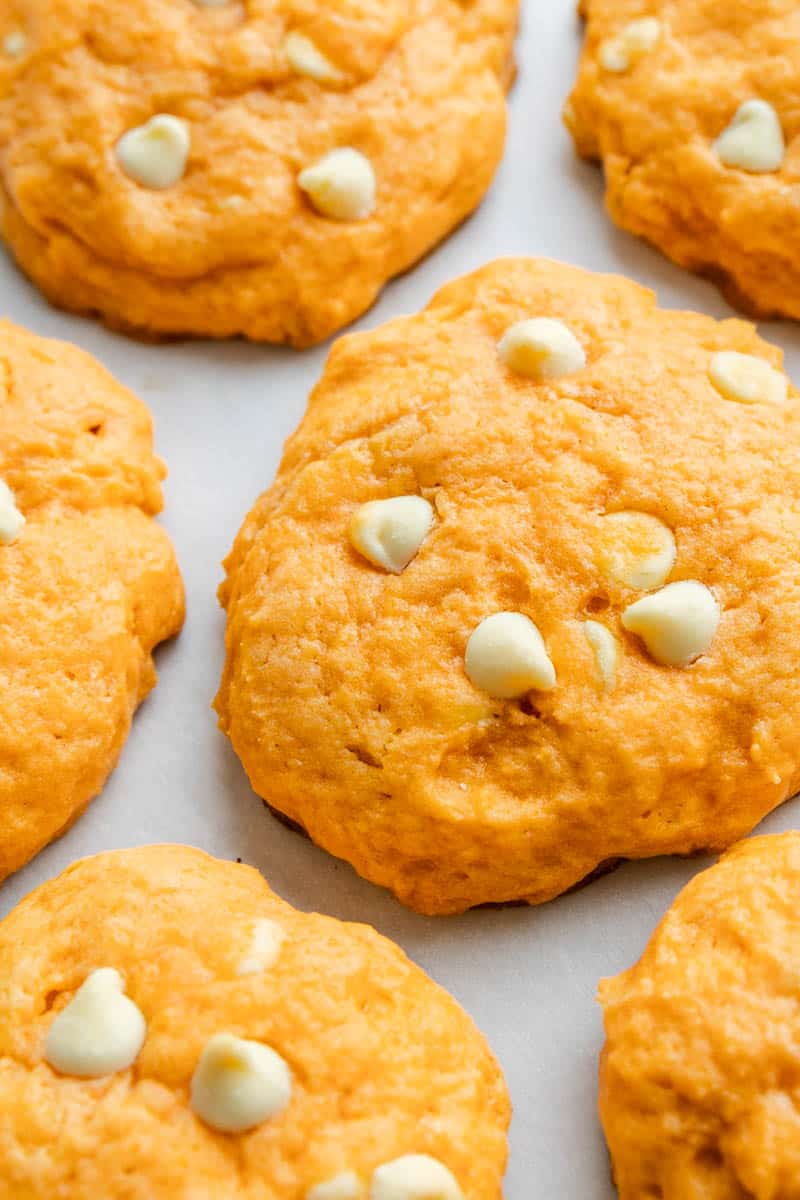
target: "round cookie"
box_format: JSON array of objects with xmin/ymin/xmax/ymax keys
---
[
  {"xmin": 0, "ymin": 0, "xmax": 517, "ymax": 347},
  {"xmin": 0, "ymin": 844, "xmax": 510, "ymax": 1197},
  {"xmin": 216, "ymin": 257, "xmax": 800, "ymax": 915},
  {"xmin": 566, "ymin": 1, "xmax": 800, "ymax": 321},
  {"xmin": 0, "ymin": 321, "xmax": 184, "ymax": 880},
  {"xmin": 599, "ymin": 832, "xmax": 800, "ymax": 1198}
]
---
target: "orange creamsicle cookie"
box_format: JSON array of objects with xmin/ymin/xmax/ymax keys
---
[
  {"xmin": 600, "ymin": 832, "xmax": 800, "ymax": 1198},
  {"xmin": 0, "ymin": 321, "xmax": 184, "ymax": 880},
  {"xmin": 217, "ymin": 257, "xmax": 800, "ymax": 914},
  {"xmin": 0, "ymin": 0, "xmax": 517, "ymax": 345},
  {"xmin": 0, "ymin": 845, "xmax": 509, "ymax": 1198},
  {"xmin": 566, "ymin": 0, "xmax": 800, "ymax": 321}
]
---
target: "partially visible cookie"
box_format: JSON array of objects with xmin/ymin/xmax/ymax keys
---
[
  {"xmin": 0, "ymin": 0, "xmax": 517, "ymax": 345},
  {"xmin": 0, "ymin": 844, "xmax": 510, "ymax": 1198},
  {"xmin": 566, "ymin": 1, "xmax": 800, "ymax": 320},
  {"xmin": 600, "ymin": 833, "xmax": 800, "ymax": 1198},
  {"xmin": 217, "ymin": 256, "xmax": 800, "ymax": 915},
  {"xmin": 0, "ymin": 322, "xmax": 184, "ymax": 880}
]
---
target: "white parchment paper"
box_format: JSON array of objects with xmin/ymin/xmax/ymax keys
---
[{"xmin": 3, "ymin": 4, "xmax": 799, "ymax": 1195}]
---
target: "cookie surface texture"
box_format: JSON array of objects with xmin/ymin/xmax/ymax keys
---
[
  {"xmin": 0, "ymin": 844, "xmax": 509, "ymax": 1198},
  {"xmin": 0, "ymin": 321, "xmax": 184, "ymax": 880},
  {"xmin": 566, "ymin": 0, "xmax": 800, "ymax": 320},
  {"xmin": 216, "ymin": 257, "xmax": 800, "ymax": 915},
  {"xmin": 600, "ymin": 832, "xmax": 800, "ymax": 1199},
  {"xmin": 0, "ymin": 0, "xmax": 517, "ymax": 346}
]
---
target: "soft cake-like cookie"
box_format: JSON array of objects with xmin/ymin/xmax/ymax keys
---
[
  {"xmin": 600, "ymin": 833, "xmax": 800, "ymax": 1198},
  {"xmin": 217, "ymin": 257, "xmax": 800, "ymax": 915},
  {"xmin": 566, "ymin": 1, "xmax": 800, "ymax": 321},
  {"xmin": 0, "ymin": 0, "xmax": 517, "ymax": 346},
  {"xmin": 0, "ymin": 321, "xmax": 184, "ymax": 880},
  {"xmin": 0, "ymin": 844, "xmax": 509, "ymax": 1198}
]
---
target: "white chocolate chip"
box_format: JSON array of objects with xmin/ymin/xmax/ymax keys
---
[
  {"xmin": 597, "ymin": 511, "xmax": 676, "ymax": 590},
  {"xmin": 299, "ymin": 148, "xmax": 376, "ymax": 221},
  {"xmin": 116, "ymin": 115, "xmax": 191, "ymax": 190},
  {"xmin": 622, "ymin": 580, "xmax": 720, "ymax": 668},
  {"xmin": 3, "ymin": 31, "xmax": 28, "ymax": 57},
  {"xmin": 236, "ymin": 918, "xmax": 285, "ymax": 976},
  {"xmin": 583, "ymin": 620, "xmax": 619, "ymax": 691},
  {"xmin": 308, "ymin": 1171, "xmax": 365, "ymax": 1200},
  {"xmin": 285, "ymin": 31, "xmax": 344, "ymax": 84},
  {"xmin": 0, "ymin": 480, "xmax": 24, "ymax": 545},
  {"xmin": 498, "ymin": 318, "xmax": 586, "ymax": 381},
  {"xmin": 599, "ymin": 40, "xmax": 629, "ymax": 73},
  {"xmin": 713, "ymin": 100, "xmax": 785, "ymax": 173},
  {"xmin": 190, "ymin": 1033, "xmax": 292, "ymax": 1133},
  {"xmin": 370, "ymin": 1155, "xmax": 463, "ymax": 1200},
  {"xmin": 709, "ymin": 351, "xmax": 788, "ymax": 405},
  {"xmin": 349, "ymin": 496, "xmax": 433, "ymax": 574},
  {"xmin": 44, "ymin": 968, "xmax": 146, "ymax": 1079},
  {"xmin": 218, "ymin": 194, "xmax": 245, "ymax": 210},
  {"xmin": 465, "ymin": 612, "xmax": 556, "ymax": 699},
  {"xmin": 599, "ymin": 18, "xmax": 662, "ymax": 73}
]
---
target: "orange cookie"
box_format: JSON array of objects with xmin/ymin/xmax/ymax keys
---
[
  {"xmin": 217, "ymin": 257, "xmax": 800, "ymax": 915},
  {"xmin": 0, "ymin": 321, "xmax": 184, "ymax": 880},
  {"xmin": 600, "ymin": 832, "xmax": 800, "ymax": 1198},
  {"xmin": 566, "ymin": 0, "xmax": 800, "ymax": 320},
  {"xmin": 0, "ymin": 0, "xmax": 516, "ymax": 346},
  {"xmin": 0, "ymin": 844, "xmax": 510, "ymax": 1198}
]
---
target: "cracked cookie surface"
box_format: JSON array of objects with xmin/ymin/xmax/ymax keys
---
[
  {"xmin": 0, "ymin": 844, "xmax": 509, "ymax": 1198},
  {"xmin": 216, "ymin": 257, "xmax": 800, "ymax": 914},
  {"xmin": 566, "ymin": 0, "xmax": 800, "ymax": 321},
  {"xmin": 0, "ymin": 321, "xmax": 184, "ymax": 881},
  {"xmin": 600, "ymin": 832, "xmax": 800, "ymax": 1199},
  {"xmin": 0, "ymin": 0, "xmax": 516, "ymax": 345}
]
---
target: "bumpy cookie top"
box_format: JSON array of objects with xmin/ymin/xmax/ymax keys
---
[
  {"xmin": 0, "ymin": 844, "xmax": 509, "ymax": 1198},
  {"xmin": 0, "ymin": 322, "xmax": 184, "ymax": 880},
  {"xmin": 0, "ymin": 0, "xmax": 516, "ymax": 345},
  {"xmin": 566, "ymin": 0, "xmax": 800, "ymax": 320},
  {"xmin": 600, "ymin": 833, "xmax": 800, "ymax": 1198},
  {"xmin": 217, "ymin": 257, "xmax": 800, "ymax": 914}
]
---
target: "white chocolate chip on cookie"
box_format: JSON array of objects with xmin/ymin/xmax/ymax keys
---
[
  {"xmin": 599, "ymin": 18, "xmax": 662, "ymax": 73},
  {"xmin": 285, "ymin": 32, "xmax": 344, "ymax": 85},
  {"xmin": 217, "ymin": 194, "xmax": 245, "ymax": 210},
  {"xmin": 116, "ymin": 115, "xmax": 191, "ymax": 190},
  {"xmin": 3, "ymin": 31, "xmax": 28, "ymax": 57},
  {"xmin": 709, "ymin": 351, "xmax": 788, "ymax": 405},
  {"xmin": 308, "ymin": 1171, "xmax": 365, "ymax": 1200},
  {"xmin": 714, "ymin": 100, "xmax": 785, "ymax": 173},
  {"xmin": 349, "ymin": 496, "xmax": 434, "ymax": 574},
  {"xmin": 0, "ymin": 480, "xmax": 24, "ymax": 545},
  {"xmin": 45, "ymin": 968, "xmax": 146, "ymax": 1078},
  {"xmin": 370, "ymin": 1155, "xmax": 463, "ymax": 1200},
  {"xmin": 597, "ymin": 511, "xmax": 676, "ymax": 590},
  {"xmin": 583, "ymin": 620, "xmax": 619, "ymax": 691},
  {"xmin": 498, "ymin": 318, "xmax": 586, "ymax": 380},
  {"xmin": 622, "ymin": 580, "xmax": 720, "ymax": 667},
  {"xmin": 299, "ymin": 149, "xmax": 376, "ymax": 221},
  {"xmin": 190, "ymin": 1033, "xmax": 292, "ymax": 1133},
  {"xmin": 465, "ymin": 612, "xmax": 556, "ymax": 699},
  {"xmin": 235, "ymin": 917, "xmax": 285, "ymax": 976}
]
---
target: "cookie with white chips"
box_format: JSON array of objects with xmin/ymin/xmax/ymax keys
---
[
  {"xmin": 216, "ymin": 257, "xmax": 800, "ymax": 914},
  {"xmin": 0, "ymin": 0, "xmax": 516, "ymax": 345},
  {"xmin": 566, "ymin": 0, "xmax": 800, "ymax": 321},
  {"xmin": 0, "ymin": 845, "xmax": 509, "ymax": 1198},
  {"xmin": 0, "ymin": 320, "xmax": 184, "ymax": 882}
]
